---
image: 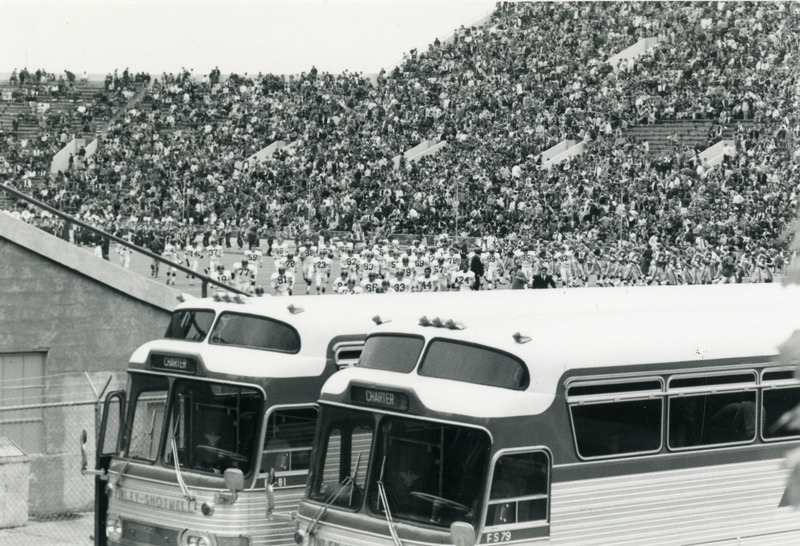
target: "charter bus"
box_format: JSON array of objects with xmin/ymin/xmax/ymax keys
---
[
  {"xmin": 293, "ymin": 284, "xmax": 800, "ymax": 545},
  {"xmin": 80, "ymin": 289, "xmax": 577, "ymax": 546}
]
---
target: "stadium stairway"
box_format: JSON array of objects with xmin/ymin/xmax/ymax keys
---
[
  {"xmin": 624, "ymin": 120, "xmax": 715, "ymax": 155},
  {"xmin": 624, "ymin": 119, "xmax": 757, "ymax": 155},
  {"xmin": 0, "ymin": 83, "xmax": 130, "ymax": 141},
  {"xmin": 0, "ymin": 99, "xmax": 40, "ymax": 139}
]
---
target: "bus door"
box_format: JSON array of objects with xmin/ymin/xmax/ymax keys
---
[
  {"xmin": 482, "ymin": 450, "xmax": 551, "ymax": 544},
  {"xmin": 81, "ymin": 390, "xmax": 125, "ymax": 546},
  {"xmin": 261, "ymin": 406, "xmax": 319, "ymax": 527}
]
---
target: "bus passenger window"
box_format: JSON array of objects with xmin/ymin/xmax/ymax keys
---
[
  {"xmin": 486, "ymin": 452, "xmax": 549, "ymax": 527},
  {"xmin": 358, "ymin": 334, "xmax": 424, "ymax": 373},
  {"xmin": 669, "ymin": 391, "xmax": 756, "ymax": 449},
  {"xmin": 262, "ymin": 407, "xmax": 318, "ymax": 473},
  {"xmin": 210, "ymin": 313, "xmax": 300, "ymax": 353},
  {"xmin": 165, "ymin": 309, "xmax": 215, "ymax": 341},
  {"xmin": 763, "ymin": 387, "xmax": 800, "ymax": 440},
  {"xmin": 570, "ymin": 399, "xmax": 662, "ymax": 458}
]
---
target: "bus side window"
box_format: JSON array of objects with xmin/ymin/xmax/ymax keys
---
[
  {"xmin": 486, "ymin": 451, "xmax": 549, "ymax": 527},
  {"xmin": 262, "ymin": 439, "xmax": 291, "ymax": 473},
  {"xmin": 668, "ymin": 391, "xmax": 757, "ymax": 449},
  {"xmin": 262, "ymin": 407, "xmax": 318, "ymax": 474},
  {"xmin": 570, "ymin": 398, "xmax": 662, "ymax": 458},
  {"xmin": 763, "ymin": 386, "xmax": 800, "ymax": 440}
]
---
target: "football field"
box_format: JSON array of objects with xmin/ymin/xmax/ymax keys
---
[{"xmin": 109, "ymin": 243, "xmax": 345, "ymax": 299}]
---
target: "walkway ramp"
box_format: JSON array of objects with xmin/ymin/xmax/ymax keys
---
[{"xmin": 0, "ymin": 211, "xmax": 180, "ymax": 312}]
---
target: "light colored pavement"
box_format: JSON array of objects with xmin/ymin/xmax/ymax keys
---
[{"xmin": 0, "ymin": 513, "xmax": 93, "ymax": 546}]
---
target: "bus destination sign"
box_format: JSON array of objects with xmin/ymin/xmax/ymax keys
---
[
  {"xmin": 151, "ymin": 354, "xmax": 197, "ymax": 374},
  {"xmin": 351, "ymin": 386, "xmax": 409, "ymax": 412}
]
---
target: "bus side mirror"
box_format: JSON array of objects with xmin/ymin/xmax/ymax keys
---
[
  {"xmin": 224, "ymin": 468, "xmax": 244, "ymax": 493},
  {"xmin": 79, "ymin": 429, "xmax": 106, "ymax": 478},
  {"xmin": 265, "ymin": 467, "xmax": 295, "ymax": 522},
  {"xmin": 266, "ymin": 468, "xmax": 275, "ymax": 514},
  {"xmin": 450, "ymin": 522, "xmax": 476, "ymax": 546},
  {"xmin": 216, "ymin": 468, "xmax": 244, "ymax": 504},
  {"xmin": 80, "ymin": 429, "xmax": 89, "ymax": 473}
]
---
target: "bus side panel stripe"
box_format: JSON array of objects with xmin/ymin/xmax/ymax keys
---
[{"xmin": 550, "ymin": 458, "xmax": 797, "ymax": 545}]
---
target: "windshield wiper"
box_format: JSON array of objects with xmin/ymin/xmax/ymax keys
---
[
  {"xmin": 377, "ymin": 456, "xmax": 403, "ymax": 546},
  {"xmin": 349, "ymin": 453, "xmax": 362, "ymax": 506},
  {"xmin": 302, "ymin": 476, "xmax": 352, "ymax": 537},
  {"xmin": 299, "ymin": 454, "xmax": 362, "ymax": 541},
  {"xmin": 170, "ymin": 409, "xmax": 196, "ymax": 506},
  {"xmin": 108, "ymin": 410, "xmax": 157, "ymax": 493}
]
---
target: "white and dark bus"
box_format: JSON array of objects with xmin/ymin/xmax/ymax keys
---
[
  {"xmin": 81, "ymin": 290, "xmax": 563, "ymax": 546},
  {"xmin": 294, "ymin": 284, "xmax": 800, "ymax": 545}
]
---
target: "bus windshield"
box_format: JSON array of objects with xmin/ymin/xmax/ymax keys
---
[
  {"xmin": 164, "ymin": 379, "xmax": 262, "ymax": 476},
  {"xmin": 308, "ymin": 406, "xmax": 490, "ymax": 529},
  {"xmin": 125, "ymin": 374, "xmax": 169, "ymax": 461}
]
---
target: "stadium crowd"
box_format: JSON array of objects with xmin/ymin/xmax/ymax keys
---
[
  {"xmin": 1, "ymin": 68, "xmax": 142, "ymax": 189},
  {"xmin": 2, "ymin": 1, "xmax": 799, "ymax": 293}
]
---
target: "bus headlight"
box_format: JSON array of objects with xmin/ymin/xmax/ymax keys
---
[
  {"xmin": 294, "ymin": 529, "xmax": 308, "ymax": 545},
  {"xmin": 105, "ymin": 515, "xmax": 122, "ymax": 541},
  {"xmin": 201, "ymin": 501, "xmax": 215, "ymax": 516}
]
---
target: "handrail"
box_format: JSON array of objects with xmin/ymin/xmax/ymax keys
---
[{"xmin": 0, "ymin": 181, "xmax": 248, "ymax": 298}]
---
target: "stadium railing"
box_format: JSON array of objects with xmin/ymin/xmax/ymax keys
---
[{"xmin": 0, "ymin": 181, "xmax": 248, "ymax": 298}]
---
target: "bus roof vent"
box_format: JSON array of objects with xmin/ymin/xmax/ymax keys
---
[
  {"xmin": 212, "ymin": 293, "xmax": 247, "ymax": 304},
  {"xmin": 334, "ymin": 342, "xmax": 364, "ymax": 369},
  {"xmin": 419, "ymin": 316, "xmax": 465, "ymax": 330},
  {"xmin": 444, "ymin": 319, "xmax": 464, "ymax": 330}
]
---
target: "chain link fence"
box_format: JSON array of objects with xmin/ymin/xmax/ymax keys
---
[{"xmin": 0, "ymin": 370, "xmax": 125, "ymax": 544}]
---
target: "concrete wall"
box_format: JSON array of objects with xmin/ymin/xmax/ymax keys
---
[
  {"xmin": 393, "ymin": 138, "xmax": 447, "ymax": 170},
  {"xmin": 50, "ymin": 138, "xmax": 86, "ymax": 175},
  {"xmin": 698, "ymin": 139, "xmax": 736, "ymax": 168},
  {"xmin": 0, "ymin": 437, "xmax": 29, "ymax": 528},
  {"xmin": 541, "ymin": 140, "xmax": 577, "ymax": 164},
  {"xmin": 543, "ymin": 141, "xmax": 589, "ymax": 170},
  {"xmin": 607, "ymin": 37, "xmax": 660, "ymax": 73},
  {"xmin": 245, "ymin": 139, "xmax": 288, "ymax": 167},
  {"xmin": 0, "ymin": 213, "xmax": 178, "ymax": 514},
  {"xmin": 84, "ymin": 138, "xmax": 98, "ymax": 158}
]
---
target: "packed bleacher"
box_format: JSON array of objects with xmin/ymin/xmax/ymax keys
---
[
  {"xmin": 0, "ymin": 68, "xmax": 143, "ymax": 196},
  {"xmin": 2, "ymin": 1, "xmax": 799, "ymax": 290}
]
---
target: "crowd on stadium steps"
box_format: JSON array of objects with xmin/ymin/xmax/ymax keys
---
[
  {"xmin": 2, "ymin": 1, "xmax": 800, "ymax": 289},
  {"xmin": 1, "ymin": 68, "xmax": 144, "ymax": 187}
]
